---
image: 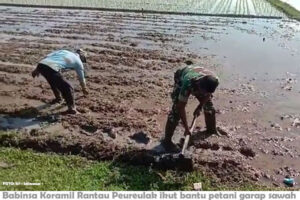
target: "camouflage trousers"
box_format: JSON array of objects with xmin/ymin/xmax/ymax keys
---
[{"xmin": 167, "ymin": 84, "xmax": 215, "ymax": 128}]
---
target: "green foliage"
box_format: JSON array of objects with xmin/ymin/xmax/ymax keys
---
[
  {"xmin": 0, "ymin": 147, "xmax": 184, "ymax": 190},
  {"xmin": 0, "ymin": 131, "xmax": 20, "ymax": 146},
  {"xmin": 266, "ymin": 0, "xmax": 300, "ymax": 20},
  {"xmin": 0, "ymin": 147, "xmax": 279, "ymax": 191}
]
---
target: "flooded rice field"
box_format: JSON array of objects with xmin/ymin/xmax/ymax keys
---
[
  {"xmin": 0, "ymin": 0, "xmax": 285, "ymax": 17},
  {"xmin": 0, "ymin": 5, "xmax": 300, "ymax": 187}
]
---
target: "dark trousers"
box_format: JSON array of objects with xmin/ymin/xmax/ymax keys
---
[{"xmin": 37, "ymin": 63, "xmax": 74, "ymax": 108}]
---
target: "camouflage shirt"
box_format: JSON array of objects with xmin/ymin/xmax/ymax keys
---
[{"xmin": 178, "ymin": 65, "xmax": 217, "ymax": 102}]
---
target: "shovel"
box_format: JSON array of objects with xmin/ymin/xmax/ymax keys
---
[{"xmin": 153, "ymin": 115, "xmax": 198, "ymax": 171}]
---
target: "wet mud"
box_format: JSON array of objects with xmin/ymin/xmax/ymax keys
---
[{"xmin": 0, "ymin": 6, "xmax": 300, "ymax": 188}]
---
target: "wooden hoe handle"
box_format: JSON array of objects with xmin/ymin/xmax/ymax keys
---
[{"xmin": 181, "ymin": 116, "xmax": 197, "ymax": 155}]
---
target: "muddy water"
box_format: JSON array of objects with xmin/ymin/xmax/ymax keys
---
[
  {"xmin": 188, "ymin": 19, "xmax": 300, "ymax": 76},
  {"xmin": 0, "ymin": 115, "xmax": 41, "ymax": 130},
  {"xmin": 0, "ymin": 0, "xmax": 285, "ymax": 16},
  {"xmin": 186, "ymin": 17, "xmax": 300, "ymax": 123}
]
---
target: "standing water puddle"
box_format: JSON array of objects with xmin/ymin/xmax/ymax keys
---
[
  {"xmin": 0, "ymin": 115, "xmax": 59, "ymax": 131},
  {"xmin": 183, "ymin": 17, "xmax": 300, "ymax": 121},
  {"xmin": 0, "ymin": 115, "xmax": 42, "ymax": 130}
]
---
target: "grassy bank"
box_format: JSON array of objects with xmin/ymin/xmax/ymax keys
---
[
  {"xmin": 0, "ymin": 147, "xmax": 273, "ymax": 191},
  {"xmin": 266, "ymin": 0, "xmax": 300, "ymax": 20}
]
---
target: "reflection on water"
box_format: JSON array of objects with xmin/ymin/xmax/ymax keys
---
[
  {"xmin": 187, "ymin": 17, "xmax": 300, "ymax": 118},
  {"xmin": 188, "ymin": 18, "xmax": 300, "ymax": 78},
  {"xmin": 0, "ymin": 115, "xmax": 42, "ymax": 130},
  {"xmin": 0, "ymin": 0, "xmax": 285, "ymax": 16}
]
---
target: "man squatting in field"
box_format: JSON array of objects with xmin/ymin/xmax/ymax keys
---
[
  {"xmin": 31, "ymin": 49, "xmax": 88, "ymax": 114},
  {"xmin": 162, "ymin": 61, "xmax": 220, "ymax": 151}
]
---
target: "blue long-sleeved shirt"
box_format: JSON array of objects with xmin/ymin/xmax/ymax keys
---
[{"xmin": 39, "ymin": 50, "xmax": 85, "ymax": 84}]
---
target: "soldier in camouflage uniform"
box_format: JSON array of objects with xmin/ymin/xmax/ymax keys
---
[{"xmin": 162, "ymin": 62, "xmax": 220, "ymax": 151}]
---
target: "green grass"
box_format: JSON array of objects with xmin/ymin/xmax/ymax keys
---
[
  {"xmin": 0, "ymin": 147, "xmax": 276, "ymax": 191},
  {"xmin": 0, "ymin": 131, "xmax": 20, "ymax": 146},
  {"xmin": 266, "ymin": 0, "xmax": 300, "ymax": 20}
]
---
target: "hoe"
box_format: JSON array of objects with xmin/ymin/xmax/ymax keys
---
[{"xmin": 119, "ymin": 116, "xmax": 197, "ymax": 171}]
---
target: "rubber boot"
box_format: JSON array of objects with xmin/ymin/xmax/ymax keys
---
[
  {"xmin": 204, "ymin": 110, "xmax": 218, "ymax": 135},
  {"xmin": 161, "ymin": 118, "xmax": 180, "ymax": 152}
]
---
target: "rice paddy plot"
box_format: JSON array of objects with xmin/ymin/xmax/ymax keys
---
[{"xmin": 0, "ymin": 0, "xmax": 285, "ymax": 17}]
